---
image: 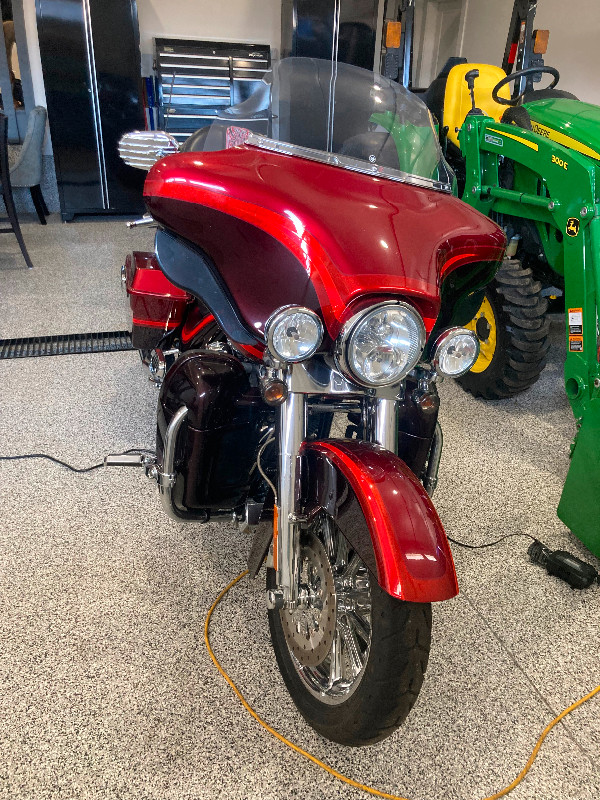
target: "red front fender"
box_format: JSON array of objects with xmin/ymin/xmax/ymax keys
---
[{"xmin": 301, "ymin": 439, "xmax": 458, "ymax": 603}]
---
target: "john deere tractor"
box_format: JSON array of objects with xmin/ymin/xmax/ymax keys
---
[{"xmin": 408, "ymin": 2, "xmax": 600, "ymax": 558}]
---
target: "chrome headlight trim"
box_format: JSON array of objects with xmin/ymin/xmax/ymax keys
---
[
  {"xmin": 265, "ymin": 305, "xmax": 324, "ymax": 363},
  {"xmin": 335, "ymin": 300, "xmax": 426, "ymax": 388},
  {"xmin": 431, "ymin": 327, "xmax": 480, "ymax": 377}
]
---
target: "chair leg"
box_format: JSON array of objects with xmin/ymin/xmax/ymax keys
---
[
  {"xmin": 30, "ymin": 185, "xmax": 48, "ymax": 225},
  {"xmin": 3, "ymin": 187, "xmax": 34, "ymax": 269}
]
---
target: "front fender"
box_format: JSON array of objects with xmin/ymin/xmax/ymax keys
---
[{"xmin": 301, "ymin": 439, "xmax": 458, "ymax": 602}]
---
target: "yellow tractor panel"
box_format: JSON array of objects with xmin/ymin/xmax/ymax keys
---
[{"xmin": 444, "ymin": 64, "xmax": 511, "ymax": 147}]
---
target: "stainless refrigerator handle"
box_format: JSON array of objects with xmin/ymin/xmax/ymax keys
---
[{"xmin": 82, "ymin": 0, "xmax": 109, "ymax": 209}]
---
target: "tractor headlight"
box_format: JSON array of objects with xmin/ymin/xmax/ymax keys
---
[
  {"xmin": 431, "ymin": 327, "xmax": 480, "ymax": 377},
  {"xmin": 336, "ymin": 301, "xmax": 426, "ymax": 387},
  {"xmin": 265, "ymin": 306, "xmax": 324, "ymax": 362}
]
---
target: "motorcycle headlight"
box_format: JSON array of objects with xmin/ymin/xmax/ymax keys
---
[
  {"xmin": 265, "ymin": 306, "xmax": 324, "ymax": 362},
  {"xmin": 336, "ymin": 301, "xmax": 426, "ymax": 387},
  {"xmin": 431, "ymin": 328, "xmax": 480, "ymax": 377}
]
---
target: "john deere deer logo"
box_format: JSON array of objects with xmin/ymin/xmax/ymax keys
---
[{"xmin": 566, "ymin": 218, "xmax": 580, "ymax": 237}]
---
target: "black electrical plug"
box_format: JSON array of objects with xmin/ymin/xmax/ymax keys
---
[{"xmin": 528, "ymin": 540, "xmax": 599, "ymax": 590}]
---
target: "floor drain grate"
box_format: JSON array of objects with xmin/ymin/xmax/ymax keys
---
[{"xmin": 0, "ymin": 331, "xmax": 135, "ymax": 359}]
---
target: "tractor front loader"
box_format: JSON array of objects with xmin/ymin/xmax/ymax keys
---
[
  {"xmin": 379, "ymin": 0, "xmax": 600, "ymax": 556},
  {"xmin": 449, "ymin": 78, "xmax": 600, "ymax": 559}
]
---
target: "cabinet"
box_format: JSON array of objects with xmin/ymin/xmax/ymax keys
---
[
  {"xmin": 36, "ymin": 0, "xmax": 146, "ymax": 220},
  {"xmin": 154, "ymin": 38, "xmax": 271, "ymax": 146}
]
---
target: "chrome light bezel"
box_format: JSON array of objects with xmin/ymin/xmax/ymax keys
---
[
  {"xmin": 265, "ymin": 305, "xmax": 324, "ymax": 363},
  {"xmin": 431, "ymin": 327, "xmax": 480, "ymax": 377},
  {"xmin": 335, "ymin": 300, "xmax": 426, "ymax": 388}
]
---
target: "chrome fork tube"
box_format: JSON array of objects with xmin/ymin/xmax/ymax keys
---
[
  {"xmin": 372, "ymin": 396, "xmax": 398, "ymax": 453},
  {"xmin": 276, "ymin": 389, "xmax": 306, "ymax": 607}
]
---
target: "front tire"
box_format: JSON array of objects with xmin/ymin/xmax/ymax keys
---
[
  {"xmin": 458, "ymin": 259, "xmax": 550, "ymax": 399},
  {"xmin": 268, "ymin": 514, "xmax": 432, "ymax": 746}
]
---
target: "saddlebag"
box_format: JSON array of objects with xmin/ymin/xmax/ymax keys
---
[
  {"xmin": 157, "ymin": 350, "xmax": 272, "ymax": 519},
  {"xmin": 125, "ymin": 251, "xmax": 191, "ymax": 350}
]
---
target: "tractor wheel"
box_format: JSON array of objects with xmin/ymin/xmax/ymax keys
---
[{"xmin": 457, "ymin": 259, "xmax": 550, "ymax": 400}]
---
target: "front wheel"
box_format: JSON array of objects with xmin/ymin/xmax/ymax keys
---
[
  {"xmin": 268, "ymin": 514, "xmax": 432, "ymax": 746},
  {"xmin": 458, "ymin": 259, "xmax": 550, "ymax": 399}
]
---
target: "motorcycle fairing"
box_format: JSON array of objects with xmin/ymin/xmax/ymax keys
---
[
  {"xmin": 155, "ymin": 229, "xmax": 261, "ymax": 347},
  {"xmin": 301, "ymin": 439, "xmax": 458, "ymax": 603},
  {"xmin": 144, "ymin": 147, "xmax": 505, "ymax": 340}
]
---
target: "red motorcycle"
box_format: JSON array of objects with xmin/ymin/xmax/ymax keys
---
[{"xmin": 117, "ymin": 58, "xmax": 505, "ymax": 745}]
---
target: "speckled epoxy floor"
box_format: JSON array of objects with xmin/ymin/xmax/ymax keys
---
[{"xmin": 0, "ymin": 219, "xmax": 598, "ymax": 800}]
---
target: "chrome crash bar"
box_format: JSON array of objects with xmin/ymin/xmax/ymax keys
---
[
  {"xmin": 104, "ymin": 405, "xmax": 196, "ymax": 522},
  {"xmin": 149, "ymin": 406, "xmax": 188, "ymax": 521}
]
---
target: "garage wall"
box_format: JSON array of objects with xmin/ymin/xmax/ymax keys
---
[
  {"xmin": 136, "ymin": 0, "xmax": 281, "ymax": 65},
  {"xmin": 413, "ymin": 0, "xmax": 465, "ymax": 87},
  {"xmin": 458, "ymin": 0, "xmax": 600, "ymax": 105}
]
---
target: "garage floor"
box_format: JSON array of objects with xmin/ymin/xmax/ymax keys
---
[{"xmin": 0, "ymin": 217, "xmax": 599, "ymax": 800}]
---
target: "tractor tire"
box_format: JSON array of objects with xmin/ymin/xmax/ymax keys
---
[{"xmin": 457, "ymin": 259, "xmax": 550, "ymax": 400}]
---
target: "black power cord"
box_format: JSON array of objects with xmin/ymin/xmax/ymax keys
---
[
  {"xmin": 0, "ymin": 448, "xmax": 154, "ymax": 473},
  {"xmin": 448, "ymin": 532, "xmax": 599, "ymax": 590},
  {"xmin": 1, "ymin": 450, "xmax": 597, "ymax": 589},
  {"xmin": 447, "ymin": 532, "xmax": 536, "ymax": 549}
]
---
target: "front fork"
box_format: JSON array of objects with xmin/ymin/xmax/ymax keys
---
[
  {"xmin": 267, "ymin": 386, "xmax": 398, "ymax": 611},
  {"xmin": 272, "ymin": 390, "xmax": 306, "ymax": 609}
]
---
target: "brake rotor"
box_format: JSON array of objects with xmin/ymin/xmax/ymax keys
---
[{"xmin": 280, "ymin": 532, "xmax": 336, "ymax": 667}]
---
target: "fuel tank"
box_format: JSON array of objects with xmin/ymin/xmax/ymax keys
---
[{"xmin": 144, "ymin": 147, "xmax": 505, "ymax": 340}]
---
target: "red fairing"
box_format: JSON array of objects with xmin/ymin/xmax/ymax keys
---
[
  {"xmin": 303, "ymin": 439, "xmax": 458, "ymax": 602},
  {"xmin": 144, "ymin": 147, "xmax": 505, "ymax": 339}
]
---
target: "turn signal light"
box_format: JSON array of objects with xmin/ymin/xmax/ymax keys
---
[
  {"xmin": 263, "ymin": 380, "xmax": 288, "ymax": 406},
  {"xmin": 533, "ymin": 29, "xmax": 549, "ymax": 54},
  {"xmin": 412, "ymin": 390, "xmax": 440, "ymax": 415},
  {"xmin": 385, "ymin": 21, "xmax": 402, "ymax": 49}
]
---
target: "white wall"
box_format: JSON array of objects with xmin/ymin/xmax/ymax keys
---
[
  {"xmin": 136, "ymin": 0, "xmax": 281, "ymax": 64},
  {"xmin": 413, "ymin": 0, "xmax": 464, "ymax": 87},
  {"xmin": 22, "ymin": 0, "xmax": 52, "ymax": 154},
  {"xmin": 458, "ymin": 0, "xmax": 600, "ymax": 106}
]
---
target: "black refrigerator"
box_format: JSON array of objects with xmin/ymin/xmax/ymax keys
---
[
  {"xmin": 281, "ymin": 0, "xmax": 382, "ymax": 71},
  {"xmin": 37, "ymin": 0, "xmax": 146, "ymax": 220}
]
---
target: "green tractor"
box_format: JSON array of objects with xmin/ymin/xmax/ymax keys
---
[{"xmin": 405, "ymin": 1, "xmax": 600, "ymax": 558}]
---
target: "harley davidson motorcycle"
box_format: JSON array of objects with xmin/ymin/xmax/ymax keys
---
[{"xmin": 115, "ymin": 58, "xmax": 505, "ymax": 746}]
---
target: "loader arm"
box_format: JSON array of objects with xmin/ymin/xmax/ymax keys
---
[{"xmin": 459, "ymin": 114, "xmax": 600, "ymax": 558}]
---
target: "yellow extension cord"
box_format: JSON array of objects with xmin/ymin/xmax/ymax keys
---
[{"xmin": 204, "ymin": 570, "xmax": 600, "ymax": 800}]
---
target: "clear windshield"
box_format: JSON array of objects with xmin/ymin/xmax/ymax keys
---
[{"xmin": 202, "ymin": 58, "xmax": 454, "ymax": 192}]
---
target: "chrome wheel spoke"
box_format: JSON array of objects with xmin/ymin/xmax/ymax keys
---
[
  {"xmin": 328, "ymin": 628, "xmax": 343, "ymax": 688},
  {"xmin": 286, "ymin": 516, "xmax": 372, "ymax": 704},
  {"xmin": 347, "ymin": 608, "xmax": 371, "ymax": 645},
  {"xmin": 346, "ymin": 552, "xmax": 362, "ymax": 579},
  {"xmin": 338, "ymin": 614, "xmax": 364, "ymax": 679}
]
